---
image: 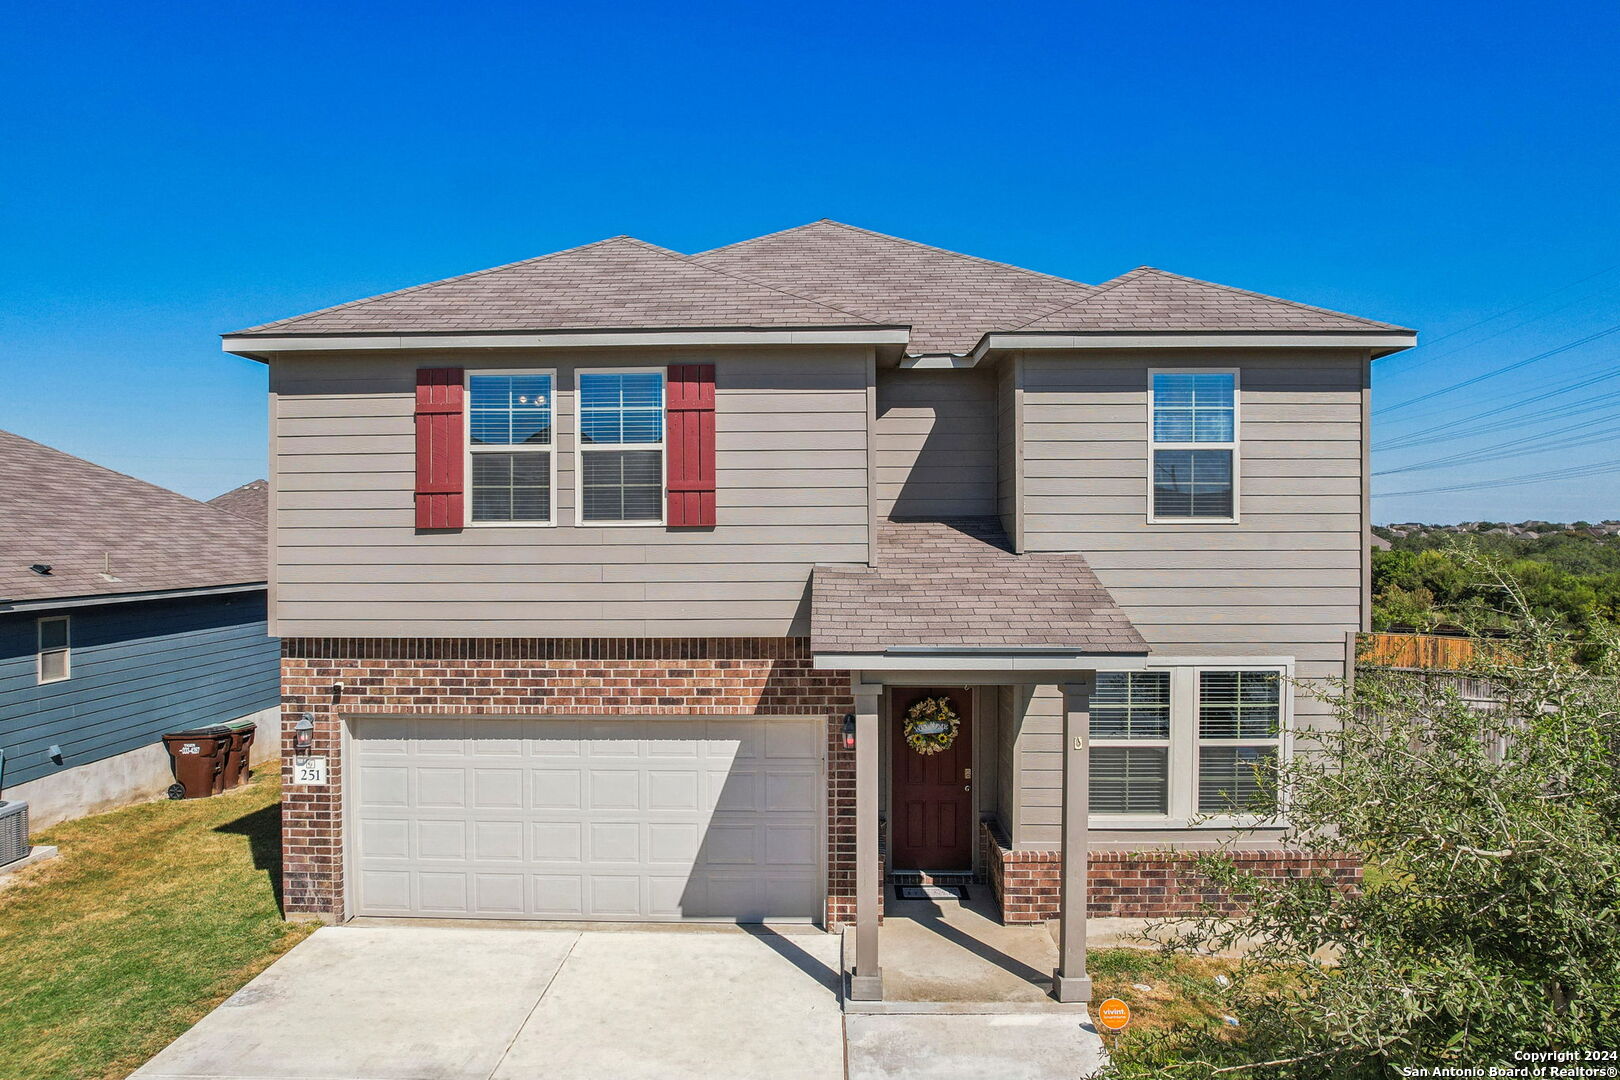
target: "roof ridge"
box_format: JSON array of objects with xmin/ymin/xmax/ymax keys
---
[
  {"xmin": 1006, "ymin": 266, "xmax": 1155, "ymax": 330},
  {"xmin": 628, "ymin": 236, "xmax": 894, "ymax": 325},
  {"xmin": 1129, "ymin": 266, "xmax": 1403, "ymax": 330},
  {"xmin": 225, "ymin": 235, "xmax": 639, "ymax": 335},
  {"xmin": 695, "ymin": 219, "xmax": 1097, "ymax": 293},
  {"xmin": 0, "ymin": 428, "xmax": 258, "ymax": 529}
]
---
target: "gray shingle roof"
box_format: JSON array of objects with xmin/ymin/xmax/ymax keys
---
[
  {"xmin": 692, "ymin": 220, "xmax": 1099, "ymax": 354},
  {"xmin": 1014, "ymin": 266, "xmax": 1410, "ymax": 333},
  {"xmin": 812, "ymin": 518, "xmax": 1146, "ymax": 654},
  {"xmin": 209, "ymin": 479, "xmax": 269, "ymax": 522},
  {"xmin": 0, "ymin": 429, "xmax": 266, "ymax": 605},
  {"xmin": 226, "ymin": 222, "xmax": 1410, "ymax": 354},
  {"xmin": 230, "ymin": 236, "xmax": 881, "ymax": 336}
]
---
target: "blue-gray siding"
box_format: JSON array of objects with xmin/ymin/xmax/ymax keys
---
[{"xmin": 0, "ymin": 592, "xmax": 279, "ymax": 788}]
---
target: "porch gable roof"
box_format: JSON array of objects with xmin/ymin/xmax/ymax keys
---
[{"xmin": 811, "ymin": 518, "xmax": 1147, "ymax": 656}]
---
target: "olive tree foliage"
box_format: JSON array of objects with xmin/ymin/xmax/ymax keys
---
[{"xmin": 1109, "ymin": 562, "xmax": 1620, "ymax": 1076}]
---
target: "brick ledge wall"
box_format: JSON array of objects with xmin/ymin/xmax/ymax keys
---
[{"xmin": 980, "ymin": 821, "xmax": 1362, "ymax": 923}]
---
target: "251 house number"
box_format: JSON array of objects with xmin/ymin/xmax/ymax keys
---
[{"xmin": 293, "ymin": 757, "xmax": 328, "ymax": 785}]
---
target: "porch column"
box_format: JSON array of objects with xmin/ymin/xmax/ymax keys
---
[
  {"xmin": 849, "ymin": 678, "xmax": 884, "ymax": 1000},
  {"xmin": 1054, "ymin": 677, "xmax": 1094, "ymax": 1002}
]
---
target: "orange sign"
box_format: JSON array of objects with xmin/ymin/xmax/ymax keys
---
[{"xmin": 1097, "ymin": 998, "xmax": 1131, "ymax": 1031}]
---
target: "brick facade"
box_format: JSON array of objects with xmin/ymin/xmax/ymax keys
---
[
  {"xmin": 981, "ymin": 821, "xmax": 1361, "ymax": 923},
  {"xmin": 278, "ymin": 637, "xmax": 857, "ymax": 925}
]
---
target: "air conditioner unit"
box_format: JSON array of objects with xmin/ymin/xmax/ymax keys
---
[{"xmin": 0, "ymin": 800, "xmax": 27, "ymax": 867}]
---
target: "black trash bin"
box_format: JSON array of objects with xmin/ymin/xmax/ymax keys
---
[{"xmin": 161, "ymin": 726, "xmax": 232, "ymax": 799}]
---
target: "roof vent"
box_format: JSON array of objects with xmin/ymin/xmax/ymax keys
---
[{"xmin": 29, "ymin": 564, "xmax": 51, "ymax": 576}]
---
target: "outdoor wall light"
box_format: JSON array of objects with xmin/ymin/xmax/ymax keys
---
[
  {"xmin": 842, "ymin": 714, "xmax": 856, "ymax": 750},
  {"xmin": 293, "ymin": 714, "xmax": 315, "ymax": 755}
]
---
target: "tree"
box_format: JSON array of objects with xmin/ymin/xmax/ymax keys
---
[{"xmin": 1108, "ymin": 560, "xmax": 1620, "ymax": 1075}]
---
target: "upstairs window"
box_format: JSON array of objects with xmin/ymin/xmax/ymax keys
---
[
  {"xmin": 579, "ymin": 370, "xmax": 665, "ymax": 523},
  {"xmin": 1089, "ymin": 671, "xmax": 1171, "ymax": 814},
  {"xmin": 37, "ymin": 615, "xmax": 70, "ymax": 683},
  {"xmin": 1197, "ymin": 670, "xmax": 1281, "ymax": 812},
  {"xmin": 1150, "ymin": 371, "xmax": 1237, "ymax": 520},
  {"xmin": 468, "ymin": 371, "xmax": 554, "ymax": 524}
]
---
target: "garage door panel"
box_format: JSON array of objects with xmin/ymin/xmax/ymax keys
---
[{"xmin": 351, "ymin": 715, "xmax": 824, "ymax": 921}]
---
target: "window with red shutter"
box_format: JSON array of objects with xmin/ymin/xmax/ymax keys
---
[
  {"xmin": 414, "ymin": 367, "xmax": 465, "ymax": 529},
  {"xmin": 665, "ymin": 363, "xmax": 716, "ymax": 527}
]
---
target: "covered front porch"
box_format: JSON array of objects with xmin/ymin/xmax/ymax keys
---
[{"xmin": 813, "ymin": 517, "xmax": 1154, "ymax": 1005}]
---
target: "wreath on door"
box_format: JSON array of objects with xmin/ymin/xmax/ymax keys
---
[{"xmin": 903, "ymin": 696, "xmax": 961, "ymax": 755}]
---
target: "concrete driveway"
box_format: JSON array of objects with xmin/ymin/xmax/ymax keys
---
[{"xmin": 133, "ymin": 923, "xmax": 846, "ymax": 1080}]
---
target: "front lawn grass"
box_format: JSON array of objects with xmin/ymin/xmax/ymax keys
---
[
  {"xmin": 1090, "ymin": 947, "xmax": 1242, "ymax": 1034},
  {"xmin": 0, "ymin": 777, "xmax": 315, "ymax": 1080}
]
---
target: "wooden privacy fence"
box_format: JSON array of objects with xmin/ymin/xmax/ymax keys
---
[{"xmin": 1358, "ymin": 632, "xmax": 1478, "ymax": 671}]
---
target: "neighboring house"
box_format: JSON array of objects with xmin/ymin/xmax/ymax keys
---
[
  {"xmin": 209, "ymin": 478, "xmax": 270, "ymax": 522},
  {"xmin": 224, "ymin": 220, "xmax": 1412, "ymax": 1002},
  {"xmin": 0, "ymin": 431, "xmax": 280, "ymax": 827}
]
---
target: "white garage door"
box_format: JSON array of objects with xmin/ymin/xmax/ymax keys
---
[{"xmin": 348, "ymin": 715, "xmax": 825, "ymax": 921}]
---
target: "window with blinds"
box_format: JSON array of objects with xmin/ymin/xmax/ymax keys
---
[
  {"xmin": 1090, "ymin": 671, "xmax": 1171, "ymax": 814},
  {"xmin": 1150, "ymin": 371, "xmax": 1237, "ymax": 520},
  {"xmin": 37, "ymin": 615, "xmax": 70, "ymax": 683},
  {"xmin": 1197, "ymin": 670, "xmax": 1281, "ymax": 812},
  {"xmin": 579, "ymin": 370, "xmax": 665, "ymax": 523},
  {"xmin": 467, "ymin": 372, "xmax": 553, "ymax": 524}
]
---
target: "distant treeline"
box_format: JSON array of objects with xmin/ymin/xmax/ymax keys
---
[{"xmin": 1371, "ymin": 524, "xmax": 1620, "ymax": 633}]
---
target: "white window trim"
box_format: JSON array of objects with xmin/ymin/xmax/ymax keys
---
[
  {"xmin": 1146, "ymin": 366, "xmax": 1241, "ymax": 525},
  {"xmin": 37, "ymin": 614, "xmax": 71, "ymax": 684},
  {"xmin": 574, "ymin": 366, "xmax": 668, "ymax": 528},
  {"xmin": 1088, "ymin": 657, "xmax": 1292, "ymax": 830},
  {"xmin": 464, "ymin": 368, "xmax": 558, "ymax": 528}
]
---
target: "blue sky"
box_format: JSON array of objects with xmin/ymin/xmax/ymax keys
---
[{"xmin": 3, "ymin": 1, "xmax": 1618, "ymax": 523}]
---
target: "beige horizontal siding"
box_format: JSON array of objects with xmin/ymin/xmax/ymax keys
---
[
  {"xmin": 874, "ymin": 367, "xmax": 998, "ymax": 518},
  {"xmin": 1003, "ymin": 349, "xmax": 1367, "ymax": 847},
  {"xmin": 269, "ymin": 347, "xmax": 872, "ymax": 637}
]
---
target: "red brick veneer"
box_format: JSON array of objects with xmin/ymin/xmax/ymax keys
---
[
  {"xmin": 278, "ymin": 637, "xmax": 857, "ymax": 925},
  {"xmin": 980, "ymin": 821, "xmax": 1361, "ymax": 923}
]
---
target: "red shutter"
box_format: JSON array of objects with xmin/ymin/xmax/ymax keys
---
[
  {"xmin": 666, "ymin": 363, "xmax": 716, "ymax": 527},
  {"xmin": 414, "ymin": 367, "xmax": 465, "ymax": 530}
]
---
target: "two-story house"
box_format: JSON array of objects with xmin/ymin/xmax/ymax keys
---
[{"xmin": 226, "ymin": 220, "xmax": 1412, "ymax": 1002}]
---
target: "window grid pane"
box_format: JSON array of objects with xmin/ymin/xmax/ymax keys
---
[
  {"xmin": 579, "ymin": 372, "xmax": 664, "ymax": 445},
  {"xmin": 582, "ymin": 449, "xmax": 663, "ymax": 522},
  {"xmin": 1199, "ymin": 671, "xmax": 1281, "ymax": 739},
  {"xmin": 38, "ymin": 618, "xmax": 69, "ymax": 651},
  {"xmin": 1153, "ymin": 373, "xmax": 1234, "ymax": 444},
  {"xmin": 1153, "ymin": 449, "xmax": 1233, "ymax": 518},
  {"xmin": 1198, "ymin": 746, "xmax": 1277, "ymax": 812},
  {"xmin": 469, "ymin": 374, "xmax": 552, "ymax": 447},
  {"xmin": 1091, "ymin": 747, "xmax": 1169, "ymax": 814},
  {"xmin": 39, "ymin": 649, "xmax": 68, "ymax": 681},
  {"xmin": 1091, "ymin": 671, "xmax": 1171, "ymax": 738},
  {"xmin": 471, "ymin": 451, "xmax": 551, "ymax": 523}
]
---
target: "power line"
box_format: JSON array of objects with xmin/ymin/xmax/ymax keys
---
[
  {"xmin": 1377, "ymin": 363, "xmax": 1620, "ymax": 450},
  {"xmin": 1374, "ymin": 323, "xmax": 1620, "ymax": 417},
  {"xmin": 1374, "ymin": 415, "xmax": 1620, "ymax": 476},
  {"xmin": 1374, "ymin": 260, "xmax": 1620, "ymax": 368},
  {"xmin": 1377, "ymin": 275, "xmax": 1620, "ymax": 378},
  {"xmin": 1377, "ymin": 389, "xmax": 1620, "ymax": 453},
  {"xmin": 1378, "ymin": 457, "xmax": 1620, "ymax": 498}
]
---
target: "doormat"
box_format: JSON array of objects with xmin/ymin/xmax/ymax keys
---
[{"xmin": 897, "ymin": 884, "xmax": 970, "ymax": 901}]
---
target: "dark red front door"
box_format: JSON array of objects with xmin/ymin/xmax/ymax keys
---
[{"xmin": 890, "ymin": 688, "xmax": 974, "ymax": 870}]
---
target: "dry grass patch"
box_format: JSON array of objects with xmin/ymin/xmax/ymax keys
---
[{"xmin": 0, "ymin": 777, "xmax": 314, "ymax": 1080}]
